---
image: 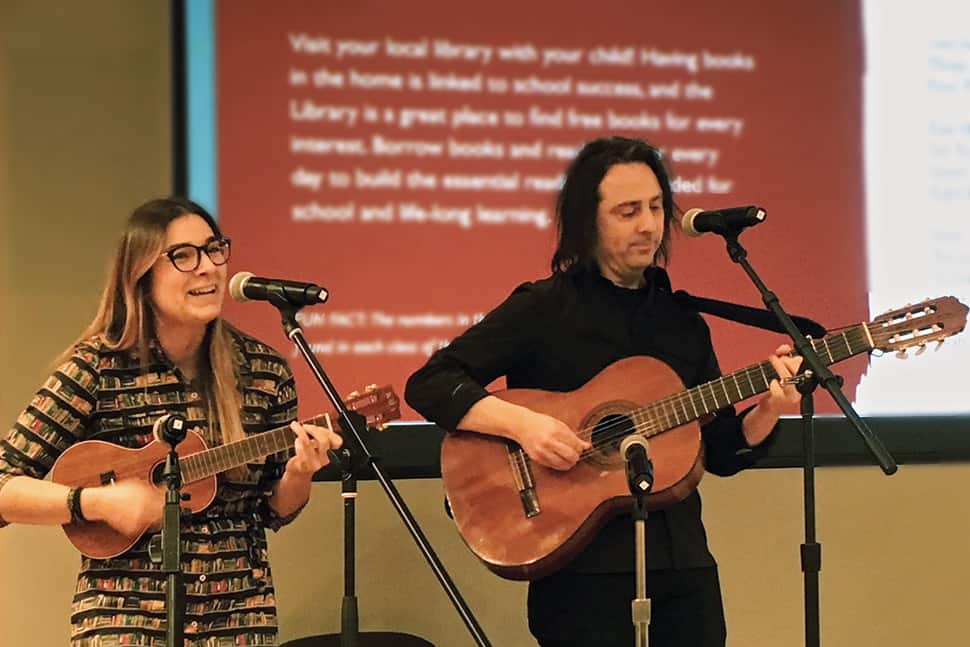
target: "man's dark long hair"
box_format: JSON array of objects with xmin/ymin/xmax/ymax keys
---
[{"xmin": 551, "ymin": 136, "xmax": 677, "ymax": 274}]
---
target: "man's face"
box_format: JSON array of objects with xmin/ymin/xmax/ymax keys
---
[{"xmin": 594, "ymin": 162, "xmax": 665, "ymax": 286}]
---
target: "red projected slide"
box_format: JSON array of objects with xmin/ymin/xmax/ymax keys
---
[{"xmin": 216, "ymin": 0, "xmax": 866, "ymax": 417}]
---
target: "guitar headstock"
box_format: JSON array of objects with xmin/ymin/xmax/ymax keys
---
[
  {"xmin": 869, "ymin": 297, "xmax": 968, "ymax": 357},
  {"xmin": 344, "ymin": 384, "xmax": 401, "ymax": 430}
]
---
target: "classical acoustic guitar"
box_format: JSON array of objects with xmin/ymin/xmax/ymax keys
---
[
  {"xmin": 51, "ymin": 384, "xmax": 400, "ymax": 559},
  {"xmin": 440, "ymin": 297, "xmax": 968, "ymax": 580}
]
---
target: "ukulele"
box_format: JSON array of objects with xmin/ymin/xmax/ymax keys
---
[
  {"xmin": 440, "ymin": 297, "xmax": 968, "ymax": 580},
  {"xmin": 51, "ymin": 384, "xmax": 400, "ymax": 558}
]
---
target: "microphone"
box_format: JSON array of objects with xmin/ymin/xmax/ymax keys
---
[
  {"xmin": 681, "ymin": 206, "xmax": 766, "ymax": 237},
  {"xmin": 229, "ymin": 272, "xmax": 329, "ymax": 307},
  {"xmin": 619, "ymin": 434, "xmax": 653, "ymax": 494},
  {"xmin": 153, "ymin": 413, "xmax": 188, "ymax": 447}
]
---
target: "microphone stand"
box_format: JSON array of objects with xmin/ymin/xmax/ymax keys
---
[
  {"xmin": 718, "ymin": 229, "xmax": 897, "ymax": 647},
  {"xmin": 624, "ymin": 440, "xmax": 653, "ymax": 647},
  {"xmin": 264, "ymin": 290, "xmax": 492, "ymax": 647},
  {"xmin": 148, "ymin": 415, "xmax": 190, "ymax": 647}
]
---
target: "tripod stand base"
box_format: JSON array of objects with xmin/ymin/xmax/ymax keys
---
[{"xmin": 281, "ymin": 632, "xmax": 435, "ymax": 647}]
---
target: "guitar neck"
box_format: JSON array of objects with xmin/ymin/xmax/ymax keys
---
[
  {"xmin": 178, "ymin": 415, "xmax": 327, "ymax": 483},
  {"xmin": 633, "ymin": 323, "xmax": 874, "ymax": 434}
]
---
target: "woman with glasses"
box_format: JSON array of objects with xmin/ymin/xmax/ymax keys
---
[{"xmin": 0, "ymin": 196, "xmax": 341, "ymax": 646}]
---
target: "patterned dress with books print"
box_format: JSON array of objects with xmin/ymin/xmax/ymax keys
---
[{"xmin": 0, "ymin": 327, "xmax": 299, "ymax": 646}]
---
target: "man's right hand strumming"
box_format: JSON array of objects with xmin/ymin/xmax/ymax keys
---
[{"xmin": 512, "ymin": 410, "xmax": 591, "ymax": 471}]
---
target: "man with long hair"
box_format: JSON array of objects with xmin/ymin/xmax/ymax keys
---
[
  {"xmin": 406, "ymin": 136, "xmax": 802, "ymax": 646},
  {"xmin": 0, "ymin": 197, "xmax": 341, "ymax": 645}
]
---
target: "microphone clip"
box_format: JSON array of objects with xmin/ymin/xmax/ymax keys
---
[
  {"xmin": 154, "ymin": 413, "xmax": 189, "ymax": 448},
  {"xmin": 620, "ymin": 434, "xmax": 654, "ymax": 497}
]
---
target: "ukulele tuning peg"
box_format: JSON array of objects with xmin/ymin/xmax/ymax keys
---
[
  {"xmin": 915, "ymin": 344, "xmax": 927, "ymax": 356},
  {"xmin": 895, "ymin": 349, "xmax": 909, "ymax": 359},
  {"xmin": 934, "ymin": 340, "xmax": 945, "ymax": 351}
]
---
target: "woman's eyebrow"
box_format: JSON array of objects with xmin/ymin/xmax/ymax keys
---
[{"xmin": 162, "ymin": 235, "xmax": 218, "ymax": 252}]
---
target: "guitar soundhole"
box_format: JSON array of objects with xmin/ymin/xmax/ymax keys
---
[
  {"xmin": 591, "ymin": 413, "xmax": 634, "ymax": 457},
  {"xmin": 150, "ymin": 463, "xmax": 166, "ymax": 487}
]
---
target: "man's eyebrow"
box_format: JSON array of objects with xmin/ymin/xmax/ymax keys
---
[{"xmin": 609, "ymin": 199, "xmax": 642, "ymax": 212}]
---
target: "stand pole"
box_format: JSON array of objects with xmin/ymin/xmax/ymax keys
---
[
  {"xmin": 622, "ymin": 435, "xmax": 653, "ymax": 647},
  {"xmin": 148, "ymin": 414, "xmax": 190, "ymax": 647},
  {"xmin": 267, "ymin": 294, "xmax": 491, "ymax": 647},
  {"xmin": 716, "ymin": 231, "xmax": 897, "ymax": 647}
]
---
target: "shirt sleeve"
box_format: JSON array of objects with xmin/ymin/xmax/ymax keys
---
[
  {"xmin": 0, "ymin": 343, "xmax": 101, "ymax": 527},
  {"xmin": 405, "ymin": 282, "xmax": 542, "ymax": 431},
  {"xmin": 260, "ymin": 358, "xmax": 303, "ymax": 531}
]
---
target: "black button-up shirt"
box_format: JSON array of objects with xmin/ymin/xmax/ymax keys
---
[{"xmin": 406, "ymin": 266, "xmax": 776, "ymax": 572}]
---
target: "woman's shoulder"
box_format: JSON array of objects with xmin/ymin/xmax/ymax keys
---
[{"xmin": 69, "ymin": 334, "xmax": 117, "ymax": 367}]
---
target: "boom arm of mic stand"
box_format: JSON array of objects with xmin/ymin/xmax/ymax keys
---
[
  {"xmin": 722, "ymin": 236, "xmax": 897, "ymax": 475},
  {"xmin": 267, "ymin": 291, "xmax": 493, "ymax": 647}
]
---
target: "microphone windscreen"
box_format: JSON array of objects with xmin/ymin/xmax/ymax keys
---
[
  {"xmin": 152, "ymin": 414, "xmax": 171, "ymax": 444},
  {"xmin": 228, "ymin": 271, "xmax": 254, "ymax": 303},
  {"xmin": 680, "ymin": 208, "xmax": 704, "ymax": 237},
  {"xmin": 619, "ymin": 433, "xmax": 649, "ymax": 457}
]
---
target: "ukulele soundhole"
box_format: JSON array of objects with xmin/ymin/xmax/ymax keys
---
[{"xmin": 149, "ymin": 462, "xmax": 167, "ymax": 487}]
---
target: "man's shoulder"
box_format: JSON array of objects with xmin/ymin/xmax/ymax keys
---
[{"xmin": 510, "ymin": 272, "xmax": 577, "ymax": 298}]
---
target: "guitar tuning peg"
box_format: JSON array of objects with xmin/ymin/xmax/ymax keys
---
[
  {"xmin": 934, "ymin": 340, "xmax": 945, "ymax": 351},
  {"xmin": 915, "ymin": 344, "xmax": 927, "ymax": 356},
  {"xmin": 895, "ymin": 349, "xmax": 909, "ymax": 359}
]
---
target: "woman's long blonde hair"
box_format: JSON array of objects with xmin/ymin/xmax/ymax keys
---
[{"xmin": 65, "ymin": 197, "xmax": 245, "ymax": 448}]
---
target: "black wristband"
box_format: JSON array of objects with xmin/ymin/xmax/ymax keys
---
[{"xmin": 67, "ymin": 487, "xmax": 87, "ymax": 524}]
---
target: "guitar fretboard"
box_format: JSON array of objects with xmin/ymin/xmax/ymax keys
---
[
  {"xmin": 179, "ymin": 415, "xmax": 328, "ymax": 483},
  {"xmin": 630, "ymin": 324, "xmax": 873, "ymax": 436}
]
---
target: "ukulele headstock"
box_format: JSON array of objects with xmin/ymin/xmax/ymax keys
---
[{"xmin": 344, "ymin": 384, "xmax": 401, "ymax": 430}]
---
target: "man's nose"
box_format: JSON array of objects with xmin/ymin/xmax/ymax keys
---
[{"xmin": 637, "ymin": 213, "xmax": 659, "ymax": 232}]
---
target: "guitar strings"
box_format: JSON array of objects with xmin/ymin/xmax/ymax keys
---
[
  {"xmin": 571, "ymin": 324, "xmax": 883, "ymax": 456},
  {"xmin": 512, "ymin": 325, "xmax": 884, "ymax": 467}
]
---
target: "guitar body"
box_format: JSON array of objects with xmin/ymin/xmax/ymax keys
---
[
  {"xmin": 50, "ymin": 430, "xmax": 217, "ymax": 559},
  {"xmin": 440, "ymin": 356, "xmax": 706, "ymax": 581},
  {"xmin": 441, "ymin": 296, "xmax": 970, "ymax": 580}
]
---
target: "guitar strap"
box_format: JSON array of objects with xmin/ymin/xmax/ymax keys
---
[{"xmin": 673, "ymin": 290, "xmax": 827, "ymax": 338}]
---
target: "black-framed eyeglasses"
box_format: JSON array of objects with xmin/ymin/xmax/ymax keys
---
[{"xmin": 160, "ymin": 238, "xmax": 232, "ymax": 273}]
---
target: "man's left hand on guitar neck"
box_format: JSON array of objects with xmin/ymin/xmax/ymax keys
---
[{"xmin": 741, "ymin": 344, "xmax": 803, "ymax": 447}]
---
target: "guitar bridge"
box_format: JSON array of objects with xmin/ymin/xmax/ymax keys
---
[
  {"xmin": 520, "ymin": 487, "xmax": 540, "ymax": 518},
  {"xmin": 508, "ymin": 444, "xmax": 541, "ymax": 518}
]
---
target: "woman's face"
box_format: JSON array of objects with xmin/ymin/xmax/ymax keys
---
[{"xmin": 149, "ymin": 214, "xmax": 228, "ymax": 333}]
